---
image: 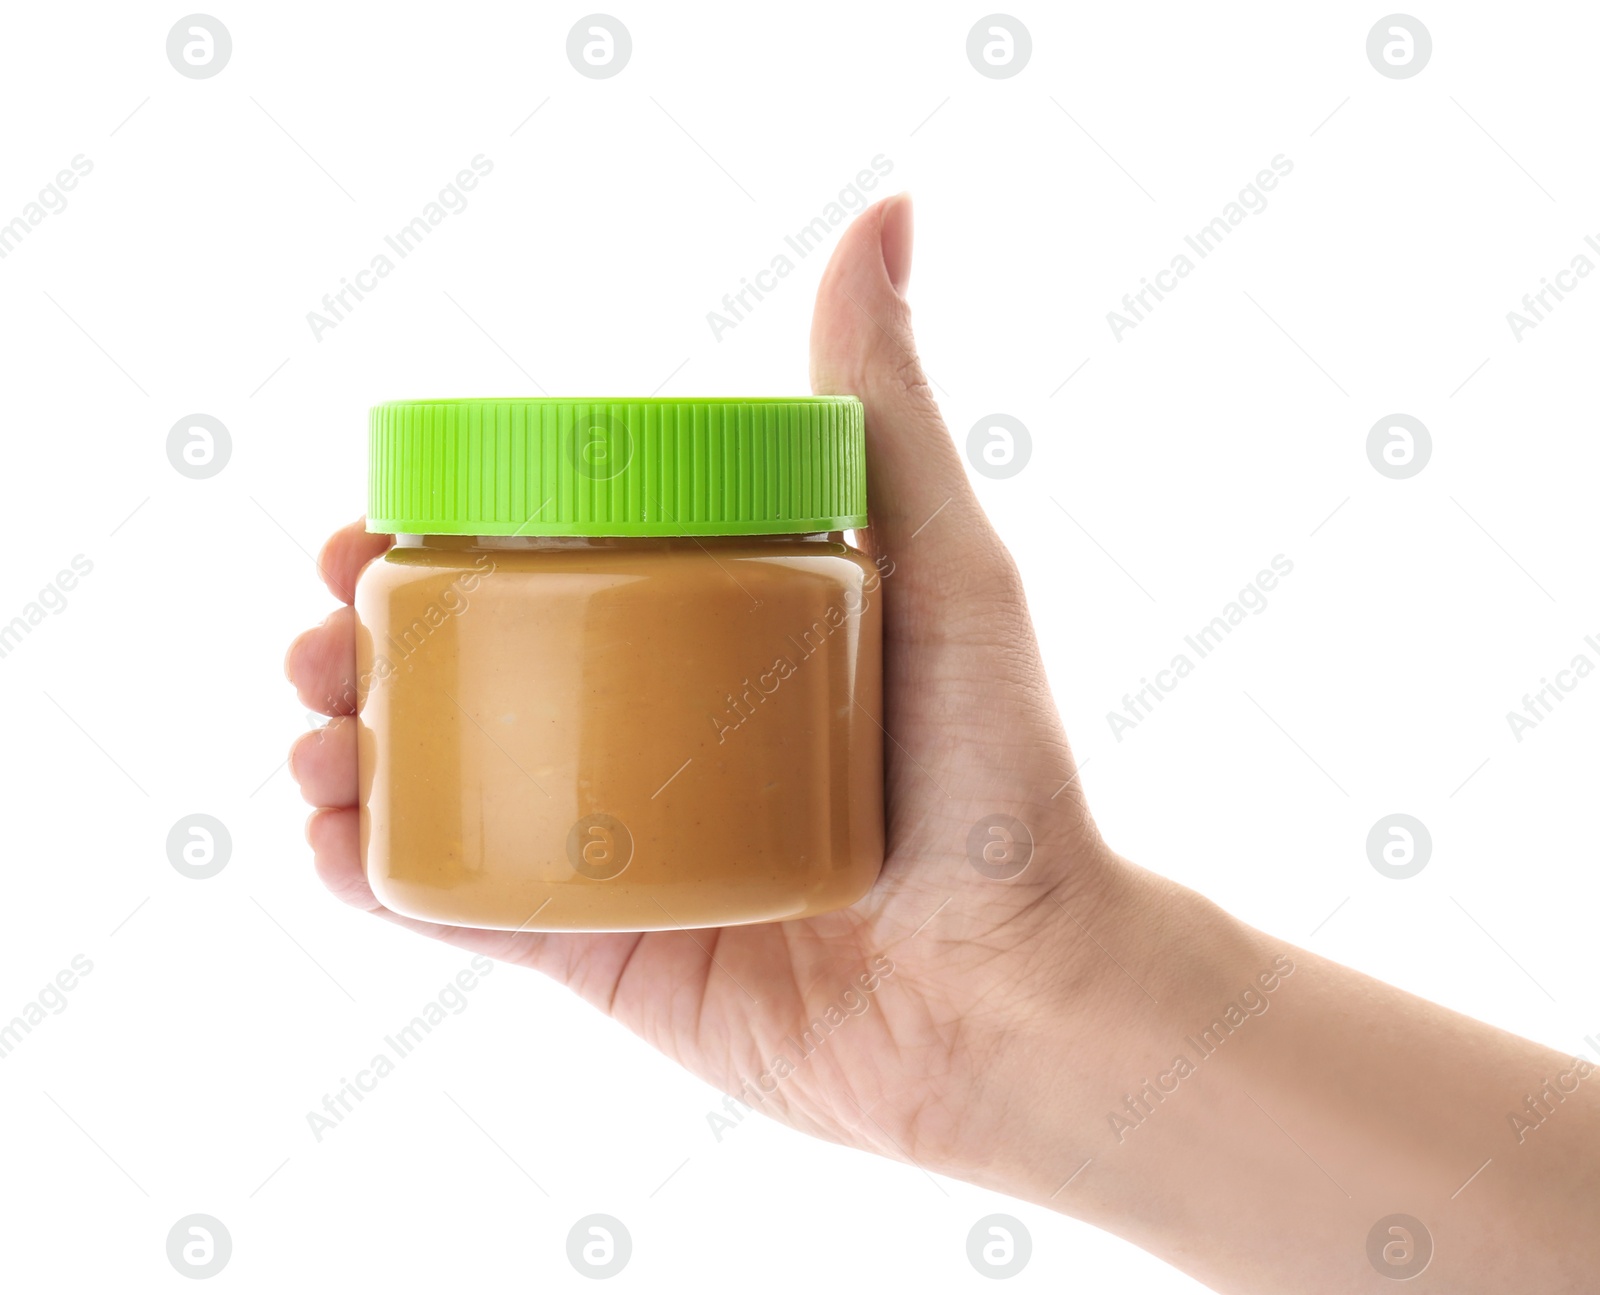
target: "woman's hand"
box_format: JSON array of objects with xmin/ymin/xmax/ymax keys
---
[
  {"xmin": 285, "ymin": 196, "xmax": 1600, "ymax": 1294},
  {"xmin": 285, "ymin": 194, "xmax": 1119, "ymax": 1179}
]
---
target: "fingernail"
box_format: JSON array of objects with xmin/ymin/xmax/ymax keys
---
[{"xmin": 880, "ymin": 193, "xmax": 913, "ymax": 296}]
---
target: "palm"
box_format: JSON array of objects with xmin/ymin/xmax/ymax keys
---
[{"xmin": 287, "ymin": 195, "xmax": 1094, "ymax": 1170}]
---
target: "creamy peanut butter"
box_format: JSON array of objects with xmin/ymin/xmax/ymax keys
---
[{"xmin": 355, "ymin": 398, "xmax": 884, "ymax": 931}]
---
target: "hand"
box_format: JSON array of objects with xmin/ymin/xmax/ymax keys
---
[
  {"xmin": 286, "ymin": 197, "xmax": 1600, "ymax": 1293},
  {"xmin": 284, "ymin": 194, "xmax": 1118, "ymax": 1178}
]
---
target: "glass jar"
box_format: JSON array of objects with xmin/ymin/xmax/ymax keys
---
[{"xmin": 355, "ymin": 398, "xmax": 885, "ymax": 931}]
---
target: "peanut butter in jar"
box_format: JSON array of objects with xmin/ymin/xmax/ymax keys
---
[{"xmin": 355, "ymin": 398, "xmax": 885, "ymax": 931}]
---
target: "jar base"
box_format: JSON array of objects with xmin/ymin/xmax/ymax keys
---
[{"xmin": 366, "ymin": 865, "xmax": 882, "ymax": 933}]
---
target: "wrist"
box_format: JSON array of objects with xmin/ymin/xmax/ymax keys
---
[{"xmin": 927, "ymin": 849, "xmax": 1272, "ymax": 1199}]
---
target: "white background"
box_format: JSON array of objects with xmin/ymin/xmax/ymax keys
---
[{"xmin": 1, "ymin": 2, "xmax": 1596, "ymax": 1290}]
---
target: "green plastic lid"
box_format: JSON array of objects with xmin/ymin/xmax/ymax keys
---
[{"xmin": 368, "ymin": 397, "xmax": 866, "ymax": 537}]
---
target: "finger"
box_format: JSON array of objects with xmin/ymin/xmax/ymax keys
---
[
  {"xmin": 288, "ymin": 716, "xmax": 358, "ymax": 807},
  {"xmin": 318, "ymin": 519, "xmax": 393, "ymax": 606},
  {"xmin": 306, "ymin": 807, "xmax": 381, "ymax": 911},
  {"xmin": 809, "ymin": 194, "xmax": 1013, "ymax": 599},
  {"xmin": 809, "ymin": 196, "xmax": 1085, "ymax": 820},
  {"xmin": 284, "ymin": 606, "xmax": 359, "ymax": 715}
]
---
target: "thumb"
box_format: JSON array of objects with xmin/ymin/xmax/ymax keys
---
[
  {"xmin": 809, "ymin": 194, "xmax": 1016, "ymax": 613},
  {"xmin": 809, "ymin": 196, "xmax": 1084, "ymax": 828},
  {"xmin": 812, "ymin": 196, "xmax": 1088, "ymax": 870}
]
